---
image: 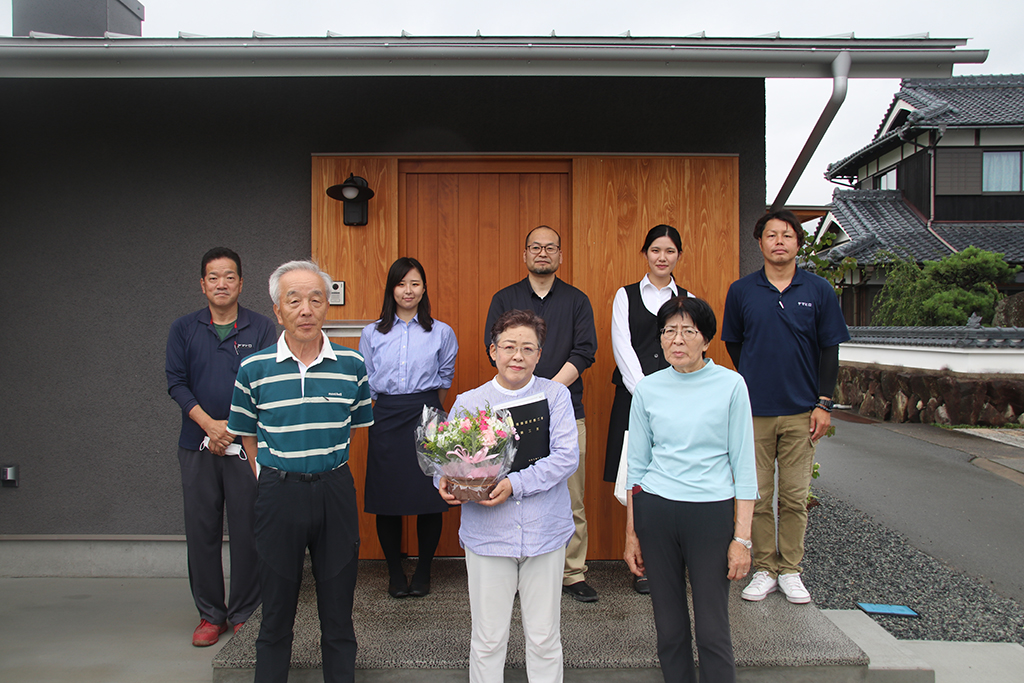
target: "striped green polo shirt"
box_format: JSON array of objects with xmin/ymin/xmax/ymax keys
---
[{"xmin": 228, "ymin": 332, "xmax": 374, "ymax": 473}]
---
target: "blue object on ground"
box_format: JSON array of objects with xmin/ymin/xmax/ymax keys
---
[{"xmin": 857, "ymin": 602, "xmax": 920, "ymax": 618}]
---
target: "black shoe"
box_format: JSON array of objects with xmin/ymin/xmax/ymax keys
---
[
  {"xmin": 562, "ymin": 581, "xmax": 598, "ymax": 603},
  {"xmin": 408, "ymin": 578, "xmax": 431, "ymax": 598},
  {"xmin": 632, "ymin": 574, "xmax": 650, "ymax": 595},
  {"xmin": 388, "ymin": 577, "xmax": 410, "ymax": 599}
]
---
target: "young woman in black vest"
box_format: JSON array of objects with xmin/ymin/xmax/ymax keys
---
[{"xmin": 603, "ymin": 224, "xmax": 691, "ymax": 593}]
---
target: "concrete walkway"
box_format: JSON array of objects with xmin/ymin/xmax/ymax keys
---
[{"xmin": 819, "ymin": 414, "xmax": 1024, "ymax": 605}]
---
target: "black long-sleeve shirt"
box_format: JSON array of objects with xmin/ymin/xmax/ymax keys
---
[{"xmin": 485, "ymin": 277, "xmax": 597, "ymax": 419}]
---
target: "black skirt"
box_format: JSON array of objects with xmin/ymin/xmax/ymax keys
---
[
  {"xmin": 603, "ymin": 383, "xmax": 633, "ymax": 482},
  {"xmin": 364, "ymin": 391, "xmax": 450, "ymax": 516}
]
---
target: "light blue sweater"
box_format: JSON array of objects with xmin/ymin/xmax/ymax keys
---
[{"xmin": 627, "ymin": 359, "xmax": 758, "ymax": 502}]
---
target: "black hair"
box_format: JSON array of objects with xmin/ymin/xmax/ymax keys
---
[
  {"xmin": 490, "ymin": 309, "xmax": 547, "ymax": 348},
  {"xmin": 201, "ymin": 247, "xmax": 242, "ymax": 278},
  {"xmin": 641, "ymin": 224, "xmax": 682, "ymax": 253},
  {"xmin": 524, "ymin": 225, "xmax": 561, "ymax": 248},
  {"xmin": 753, "ymin": 209, "xmax": 805, "ymax": 247},
  {"xmin": 376, "ymin": 257, "xmax": 433, "ymax": 335},
  {"xmin": 657, "ymin": 296, "xmax": 717, "ymax": 344}
]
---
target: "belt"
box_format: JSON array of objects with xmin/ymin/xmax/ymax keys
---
[{"xmin": 264, "ymin": 462, "xmax": 348, "ymax": 483}]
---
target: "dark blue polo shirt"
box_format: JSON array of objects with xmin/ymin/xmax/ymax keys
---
[
  {"xmin": 721, "ymin": 267, "xmax": 849, "ymax": 417},
  {"xmin": 166, "ymin": 305, "xmax": 278, "ymax": 449}
]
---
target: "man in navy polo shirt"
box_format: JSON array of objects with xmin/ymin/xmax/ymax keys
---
[
  {"xmin": 166, "ymin": 247, "xmax": 277, "ymax": 646},
  {"xmin": 722, "ymin": 210, "xmax": 849, "ymax": 605},
  {"xmin": 228, "ymin": 260, "xmax": 373, "ymax": 683}
]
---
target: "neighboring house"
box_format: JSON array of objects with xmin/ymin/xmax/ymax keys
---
[
  {"xmin": 0, "ymin": 2, "xmax": 988, "ymax": 569},
  {"xmin": 816, "ymin": 75, "xmax": 1024, "ymax": 325}
]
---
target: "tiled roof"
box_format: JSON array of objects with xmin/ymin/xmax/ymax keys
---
[
  {"xmin": 848, "ymin": 325, "xmax": 1024, "ymax": 348},
  {"xmin": 821, "ymin": 189, "xmax": 1024, "ymax": 266},
  {"xmin": 823, "ymin": 190, "xmax": 949, "ymax": 263},
  {"xmin": 887, "ymin": 74, "xmax": 1024, "ymax": 131},
  {"xmin": 828, "ymin": 74, "xmax": 1024, "ymax": 180},
  {"xmin": 931, "ymin": 224, "xmax": 1024, "ymax": 261}
]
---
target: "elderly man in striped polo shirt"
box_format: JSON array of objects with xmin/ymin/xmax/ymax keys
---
[{"xmin": 228, "ymin": 260, "xmax": 373, "ymax": 683}]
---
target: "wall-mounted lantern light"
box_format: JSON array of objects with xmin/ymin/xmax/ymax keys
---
[{"xmin": 326, "ymin": 173, "xmax": 375, "ymax": 226}]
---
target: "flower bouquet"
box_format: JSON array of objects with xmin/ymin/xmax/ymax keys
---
[{"xmin": 415, "ymin": 404, "xmax": 519, "ymax": 502}]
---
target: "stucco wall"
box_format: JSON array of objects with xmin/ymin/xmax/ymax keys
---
[{"xmin": 0, "ymin": 75, "xmax": 765, "ymax": 534}]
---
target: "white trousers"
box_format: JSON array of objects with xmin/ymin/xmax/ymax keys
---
[{"xmin": 465, "ymin": 546, "xmax": 566, "ymax": 683}]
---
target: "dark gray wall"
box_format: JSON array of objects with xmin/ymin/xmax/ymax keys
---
[{"xmin": 0, "ymin": 75, "xmax": 765, "ymax": 534}]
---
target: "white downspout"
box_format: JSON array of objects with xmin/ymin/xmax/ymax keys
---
[{"xmin": 771, "ymin": 51, "xmax": 852, "ymax": 211}]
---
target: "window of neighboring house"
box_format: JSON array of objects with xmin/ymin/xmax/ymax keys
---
[
  {"xmin": 983, "ymin": 150, "xmax": 1023, "ymax": 192},
  {"xmin": 876, "ymin": 167, "xmax": 897, "ymax": 190}
]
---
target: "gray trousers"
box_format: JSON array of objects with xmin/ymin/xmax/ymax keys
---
[{"xmin": 178, "ymin": 446, "xmax": 260, "ymax": 625}]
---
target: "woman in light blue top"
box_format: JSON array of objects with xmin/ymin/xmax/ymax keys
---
[
  {"xmin": 359, "ymin": 257, "xmax": 458, "ymax": 599},
  {"xmin": 439, "ymin": 309, "xmax": 578, "ymax": 683},
  {"xmin": 623, "ymin": 296, "xmax": 757, "ymax": 683}
]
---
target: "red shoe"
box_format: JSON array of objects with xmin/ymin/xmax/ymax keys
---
[
  {"xmin": 233, "ymin": 622, "xmax": 244, "ymax": 635},
  {"xmin": 192, "ymin": 619, "xmax": 228, "ymax": 647}
]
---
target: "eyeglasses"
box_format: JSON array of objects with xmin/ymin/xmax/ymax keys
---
[
  {"xmin": 495, "ymin": 343, "xmax": 539, "ymax": 357},
  {"xmin": 660, "ymin": 326, "xmax": 702, "ymax": 341},
  {"xmin": 526, "ymin": 243, "xmax": 560, "ymax": 255}
]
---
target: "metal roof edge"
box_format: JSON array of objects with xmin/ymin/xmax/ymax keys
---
[{"xmin": 0, "ymin": 35, "xmax": 988, "ymax": 80}]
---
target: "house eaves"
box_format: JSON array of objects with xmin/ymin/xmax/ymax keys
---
[
  {"xmin": 0, "ymin": 34, "xmax": 987, "ymax": 80},
  {"xmin": 827, "ymin": 74, "xmax": 1024, "ymax": 181},
  {"xmin": 826, "ymin": 129, "xmax": 910, "ymax": 182},
  {"xmin": 824, "ymin": 189, "xmax": 951, "ymax": 264}
]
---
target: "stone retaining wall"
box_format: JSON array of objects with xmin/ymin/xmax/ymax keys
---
[{"xmin": 836, "ymin": 363, "xmax": 1024, "ymax": 426}]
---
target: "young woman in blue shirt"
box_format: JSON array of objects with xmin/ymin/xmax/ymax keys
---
[{"xmin": 359, "ymin": 257, "xmax": 458, "ymax": 598}]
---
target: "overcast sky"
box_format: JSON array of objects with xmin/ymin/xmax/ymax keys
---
[{"xmin": 3, "ymin": 0, "xmax": 1020, "ymax": 206}]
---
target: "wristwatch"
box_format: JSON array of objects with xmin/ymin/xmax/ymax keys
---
[
  {"xmin": 733, "ymin": 537, "xmax": 752, "ymax": 549},
  {"xmin": 815, "ymin": 398, "xmax": 835, "ymax": 413}
]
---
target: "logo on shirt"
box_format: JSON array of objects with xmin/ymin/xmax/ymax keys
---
[
  {"xmin": 235, "ymin": 342, "xmax": 254, "ymax": 349},
  {"xmin": 797, "ymin": 301, "xmax": 813, "ymax": 308}
]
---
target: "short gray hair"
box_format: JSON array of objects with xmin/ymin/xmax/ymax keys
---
[{"xmin": 268, "ymin": 260, "xmax": 333, "ymax": 305}]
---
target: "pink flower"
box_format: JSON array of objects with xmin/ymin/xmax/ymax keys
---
[{"xmin": 460, "ymin": 418, "xmax": 472, "ymax": 433}]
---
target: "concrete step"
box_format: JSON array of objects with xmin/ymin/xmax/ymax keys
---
[
  {"xmin": 824, "ymin": 609, "xmax": 1024, "ymax": 683},
  {"xmin": 822, "ymin": 610, "xmax": 933, "ymax": 683},
  {"xmin": 215, "ymin": 560, "xmax": 870, "ymax": 683},
  {"xmin": 900, "ymin": 641, "xmax": 1024, "ymax": 683}
]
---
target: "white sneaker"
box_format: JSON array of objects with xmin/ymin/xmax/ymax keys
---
[
  {"xmin": 741, "ymin": 571, "xmax": 778, "ymax": 601},
  {"xmin": 778, "ymin": 573, "xmax": 811, "ymax": 604}
]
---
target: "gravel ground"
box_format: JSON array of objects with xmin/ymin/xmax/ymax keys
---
[{"xmin": 802, "ymin": 488, "xmax": 1024, "ymax": 644}]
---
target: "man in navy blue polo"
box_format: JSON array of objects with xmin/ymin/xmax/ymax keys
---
[
  {"xmin": 166, "ymin": 247, "xmax": 277, "ymax": 646},
  {"xmin": 721, "ymin": 210, "xmax": 849, "ymax": 605}
]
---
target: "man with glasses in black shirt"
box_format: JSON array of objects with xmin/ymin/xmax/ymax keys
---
[{"xmin": 485, "ymin": 226, "xmax": 599, "ymax": 602}]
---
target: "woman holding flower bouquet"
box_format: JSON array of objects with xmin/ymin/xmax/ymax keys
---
[
  {"xmin": 438, "ymin": 309, "xmax": 579, "ymax": 683},
  {"xmin": 359, "ymin": 257, "xmax": 458, "ymax": 599}
]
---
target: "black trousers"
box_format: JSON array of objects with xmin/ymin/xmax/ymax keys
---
[
  {"xmin": 253, "ymin": 465, "xmax": 361, "ymax": 683},
  {"xmin": 633, "ymin": 492, "xmax": 736, "ymax": 683},
  {"xmin": 177, "ymin": 446, "xmax": 260, "ymax": 625}
]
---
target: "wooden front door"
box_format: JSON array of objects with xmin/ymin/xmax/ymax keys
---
[
  {"xmin": 312, "ymin": 154, "xmax": 739, "ymax": 561},
  {"xmin": 398, "ymin": 159, "xmax": 572, "ymax": 556}
]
